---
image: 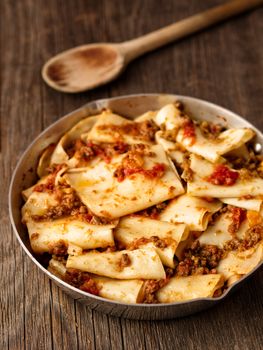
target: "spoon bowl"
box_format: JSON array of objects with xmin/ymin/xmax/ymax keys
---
[{"xmin": 42, "ymin": 43, "xmax": 125, "ymax": 93}]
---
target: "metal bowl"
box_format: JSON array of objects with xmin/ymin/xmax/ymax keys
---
[{"xmin": 9, "ymin": 94, "xmax": 263, "ymax": 320}]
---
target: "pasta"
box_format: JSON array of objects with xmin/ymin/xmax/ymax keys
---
[
  {"xmin": 157, "ymin": 274, "xmax": 224, "ymax": 303},
  {"xmin": 64, "ymin": 144, "xmax": 184, "ymax": 218},
  {"xmin": 159, "ymin": 194, "xmax": 222, "ymax": 231},
  {"xmin": 21, "ymin": 101, "xmax": 263, "ymax": 304},
  {"xmin": 176, "ymin": 127, "xmax": 254, "ymax": 163},
  {"xmin": 217, "ymin": 242, "xmax": 263, "ymax": 282},
  {"xmin": 188, "ymin": 154, "xmax": 263, "ymax": 198},
  {"xmin": 198, "ymin": 210, "xmax": 248, "ymax": 248},
  {"xmin": 93, "ymin": 277, "xmax": 145, "ymax": 303},
  {"xmin": 220, "ymin": 197, "xmax": 262, "ymax": 212},
  {"xmin": 26, "ymin": 218, "xmax": 115, "ymax": 254},
  {"xmin": 66, "ymin": 248, "xmax": 166, "ymax": 280},
  {"xmin": 114, "ymin": 216, "xmax": 188, "ymax": 267}
]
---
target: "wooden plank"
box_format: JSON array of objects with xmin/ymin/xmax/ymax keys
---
[
  {"xmin": 49, "ymin": 284, "xmax": 79, "ymax": 350},
  {"xmin": 75, "ymin": 301, "xmax": 95, "ymax": 350},
  {"xmin": 0, "ymin": 0, "xmax": 53, "ymax": 349},
  {"xmin": 92, "ymin": 311, "xmax": 111, "ymax": 350},
  {"xmin": 121, "ymin": 319, "xmax": 146, "ymax": 350}
]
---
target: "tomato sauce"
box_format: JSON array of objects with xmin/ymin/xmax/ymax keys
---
[{"xmin": 206, "ymin": 164, "xmax": 239, "ymax": 186}]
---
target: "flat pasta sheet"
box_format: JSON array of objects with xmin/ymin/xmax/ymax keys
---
[
  {"xmin": 115, "ymin": 216, "xmax": 188, "ymax": 267},
  {"xmin": 26, "ymin": 218, "xmax": 115, "ymax": 254},
  {"xmin": 188, "ymin": 154, "xmax": 263, "ymax": 198},
  {"xmin": 159, "ymin": 194, "xmax": 222, "ymax": 231},
  {"xmin": 65, "ymin": 145, "xmax": 184, "ymax": 218},
  {"xmin": 157, "ymin": 274, "xmax": 224, "ymax": 303},
  {"xmin": 66, "ymin": 248, "xmax": 166, "ymax": 280}
]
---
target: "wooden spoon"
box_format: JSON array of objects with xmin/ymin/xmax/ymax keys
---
[{"xmin": 42, "ymin": 0, "xmax": 263, "ymax": 93}]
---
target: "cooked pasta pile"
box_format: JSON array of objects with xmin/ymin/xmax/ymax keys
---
[{"xmin": 21, "ymin": 102, "xmax": 263, "ymax": 304}]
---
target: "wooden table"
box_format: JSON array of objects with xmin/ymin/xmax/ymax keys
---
[{"xmin": 1, "ymin": 1, "xmax": 262, "ymax": 349}]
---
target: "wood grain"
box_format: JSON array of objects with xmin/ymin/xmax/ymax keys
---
[{"xmin": 1, "ymin": 0, "xmax": 262, "ymax": 349}]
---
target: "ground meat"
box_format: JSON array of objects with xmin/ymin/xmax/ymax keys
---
[
  {"xmin": 227, "ymin": 156, "xmax": 248, "ymax": 170},
  {"xmin": 223, "ymin": 238, "xmax": 240, "ymax": 252},
  {"xmin": 114, "ymin": 148, "xmax": 165, "ymax": 182},
  {"xmin": 143, "ymin": 163, "xmax": 166, "ymax": 178},
  {"xmin": 32, "ymin": 185, "xmax": 83, "ymax": 221},
  {"xmin": 67, "ymin": 139, "xmax": 130, "ymax": 165},
  {"xmin": 162, "ymin": 128, "xmax": 180, "ymax": 142},
  {"xmin": 142, "ymin": 277, "xmax": 170, "ymax": 304},
  {"xmin": 242, "ymin": 195, "xmax": 253, "ymax": 200},
  {"xmin": 228, "ymin": 206, "xmax": 246, "ymax": 235},
  {"xmin": 206, "ymin": 164, "xmax": 239, "ymax": 186},
  {"xmin": 74, "ymin": 139, "xmax": 96, "ymax": 160},
  {"xmin": 175, "ymin": 241, "xmax": 223, "ymax": 276},
  {"xmin": 48, "ymin": 240, "xmax": 68, "ymax": 255},
  {"xmin": 198, "ymin": 120, "xmax": 225, "ymax": 139},
  {"xmin": 239, "ymin": 168, "xmax": 254, "ymax": 181},
  {"xmin": 182, "ymin": 119, "xmax": 196, "ymax": 145},
  {"xmin": 133, "ymin": 202, "xmax": 168, "ymax": 220},
  {"xmin": 165, "ymin": 267, "xmax": 175, "ymax": 278},
  {"xmin": 97, "ymin": 119, "xmax": 159, "ymax": 142},
  {"xmin": 90, "ymin": 141, "xmax": 129, "ymax": 163},
  {"xmin": 130, "ymin": 143, "xmax": 155, "ymax": 157},
  {"xmin": 151, "ymin": 236, "xmax": 167, "ymax": 249},
  {"xmin": 201, "ymin": 196, "xmax": 216, "ymax": 203},
  {"xmin": 142, "ymin": 280, "xmax": 161, "ymax": 304},
  {"xmin": 213, "ymin": 287, "xmax": 223, "ymax": 298},
  {"xmin": 65, "ymin": 268, "xmax": 100, "ymax": 295},
  {"xmin": 65, "ymin": 268, "xmax": 90, "ymax": 287},
  {"xmin": 31, "ymin": 232, "xmax": 39, "ymax": 240},
  {"xmin": 224, "ymin": 224, "xmax": 263, "ymax": 252},
  {"xmin": 124, "ymin": 149, "xmax": 144, "ymax": 169},
  {"xmin": 32, "ymin": 182, "xmax": 111, "ymax": 225},
  {"xmin": 34, "ymin": 164, "xmax": 65, "ymax": 192},
  {"xmin": 176, "ymin": 259, "xmax": 194, "ymax": 276},
  {"xmin": 243, "ymin": 225, "xmax": 263, "ymax": 249},
  {"xmin": 226, "ymin": 146, "xmax": 263, "ymax": 179},
  {"xmin": 127, "ymin": 236, "xmax": 169, "ymax": 251},
  {"xmin": 102, "ymin": 246, "xmax": 117, "ymax": 253},
  {"xmin": 127, "ymin": 237, "xmax": 152, "ymax": 250},
  {"xmin": 113, "ymin": 149, "xmax": 144, "ymax": 181},
  {"xmin": 181, "ymin": 155, "xmax": 194, "ymax": 182},
  {"xmin": 47, "ymin": 163, "xmax": 66, "ymax": 175},
  {"xmin": 118, "ymin": 253, "xmax": 131, "ymax": 270},
  {"xmin": 138, "ymin": 120, "xmax": 160, "ymax": 142},
  {"xmin": 175, "ymin": 101, "xmax": 184, "ymax": 111},
  {"xmin": 210, "ymin": 205, "xmax": 228, "ymax": 225},
  {"xmin": 80, "ymin": 279, "xmax": 100, "ymax": 295}
]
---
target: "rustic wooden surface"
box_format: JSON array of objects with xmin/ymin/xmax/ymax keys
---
[{"xmin": 1, "ymin": 0, "xmax": 263, "ymax": 349}]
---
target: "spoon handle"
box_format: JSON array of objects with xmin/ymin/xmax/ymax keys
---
[{"xmin": 121, "ymin": 0, "xmax": 263, "ymax": 62}]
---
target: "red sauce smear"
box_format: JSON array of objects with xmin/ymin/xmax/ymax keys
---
[
  {"xmin": 228, "ymin": 206, "xmax": 246, "ymax": 234},
  {"xmin": 34, "ymin": 164, "xmax": 64, "ymax": 192},
  {"xmin": 86, "ymin": 141, "xmax": 128, "ymax": 164},
  {"xmin": 206, "ymin": 164, "xmax": 239, "ymax": 186},
  {"xmin": 115, "ymin": 163, "xmax": 166, "ymax": 182},
  {"xmin": 183, "ymin": 120, "xmax": 196, "ymax": 145}
]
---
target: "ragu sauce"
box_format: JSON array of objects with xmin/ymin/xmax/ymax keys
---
[
  {"xmin": 182, "ymin": 120, "xmax": 196, "ymax": 145},
  {"xmin": 206, "ymin": 164, "xmax": 239, "ymax": 186}
]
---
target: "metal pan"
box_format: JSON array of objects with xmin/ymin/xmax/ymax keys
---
[{"xmin": 9, "ymin": 94, "xmax": 263, "ymax": 320}]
